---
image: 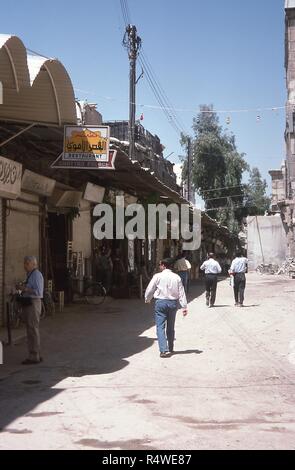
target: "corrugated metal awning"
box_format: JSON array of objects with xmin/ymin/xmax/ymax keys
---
[
  {"xmin": 0, "ymin": 120, "xmax": 189, "ymax": 206},
  {"xmin": 0, "ymin": 34, "xmax": 76, "ymax": 125},
  {"xmin": 286, "ymin": 0, "xmax": 295, "ymax": 9}
]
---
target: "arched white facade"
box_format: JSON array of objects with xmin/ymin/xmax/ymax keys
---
[{"xmin": 0, "ymin": 34, "xmax": 76, "ymax": 125}]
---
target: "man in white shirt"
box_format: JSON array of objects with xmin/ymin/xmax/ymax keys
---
[
  {"xmin": 174, "ymin": 252, "xmax": 191, "ymax": 294},
  {"xmin": 145, "ymin": 258, "xmax": 188, "ymax": 358},
  {"xmin": 229, "ymin": 252, "xmax": 248, "ymax": 307},
  {"xmin": 200, "ymin": 253, "xmax": 222, "ymax": 307}
]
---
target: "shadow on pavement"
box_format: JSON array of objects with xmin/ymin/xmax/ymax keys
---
[
  {"xmin": 187, "ymin": 279, "xmax": 206, "ymax": 302},
  {"xmin": 0, "ymin": 281, "xmax": 207, "ymax": 432},
  {"xmin": 241, "ymin": 304, "xmax": 261, "ymax": 308},
  {"xmin": 171, "ymin": 349, "xmax": 203, "ymax": 356},
  {"xmin": 0, "ymin": 297, "xmax": 155, "ymax": 433},
  {"xmin": 211, "ymin": 305, "xmax": 232, "ymax": 308}
]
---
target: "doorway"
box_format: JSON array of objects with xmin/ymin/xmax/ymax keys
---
[{"xmin": 47, "ymin": 212, "xmax": 71, "ymax": 297}]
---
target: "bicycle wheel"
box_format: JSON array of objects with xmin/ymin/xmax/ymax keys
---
[
  {"xmin": 84, "ymin": 283, "xmax": 106, "ymax": 305},
  {"xmin": 40, "ymin": 301, "xmax": 46, "ymax": 319},
  {"xmin": 10, "ymin": 298, "xmax": 21, "ymax": 328},
  {"xmin": 43, "ymin": 291, "xmax": 55, "ymax": 316}
]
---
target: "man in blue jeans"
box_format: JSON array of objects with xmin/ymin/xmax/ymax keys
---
[{"xmin": 145, "ymin": 258, "xmax": 188, "ymax": 358}]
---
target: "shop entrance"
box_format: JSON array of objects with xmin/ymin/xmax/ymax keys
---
[{"xmin": 47, "ymin": 212, "xmax": 71, "ymax": 298}]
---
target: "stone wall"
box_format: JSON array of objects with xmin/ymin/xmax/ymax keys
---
[{"xmin": 247, "ymin": 215, "xmax": 288, "ymax": 271}]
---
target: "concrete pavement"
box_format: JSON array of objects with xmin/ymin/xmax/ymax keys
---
[{"xmin": 0, "ymin": 273, "xmax": 295, "ymax": 450}]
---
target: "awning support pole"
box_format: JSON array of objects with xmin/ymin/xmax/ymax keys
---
[{"xmin": 0, "ymin": 122, "xmax": 36, "ymax": 148}]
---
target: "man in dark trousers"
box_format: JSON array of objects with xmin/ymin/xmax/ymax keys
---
[
  {"xmin": 200, "ymin": 253, "xmax": 222, "ymax": 307},
  {"xmin": 145, "ymin": 258, "xmax": 187, "ymax": 358},
  {"xmin": 18, "ymin": 256, "xmax": 44, "ymax": 364},
  {"xmin": 229, "ymin": 252, "xmax": 248, "ymax": 307}
]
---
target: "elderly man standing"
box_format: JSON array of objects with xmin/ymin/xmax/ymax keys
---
[
  {"xmin": 18, "ymin": 256, "xmax": 44, "ymax": 365},
  {"xmin": 145, "ymin": 258, "xmax": 188, "ymax": 358}
]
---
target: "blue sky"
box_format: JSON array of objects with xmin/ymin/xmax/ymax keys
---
[{"xmin": 1, "ymin": 0, "xmax": 286, "ymax": 191}]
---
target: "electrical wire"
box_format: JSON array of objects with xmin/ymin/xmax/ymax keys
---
[
  {"xmin": 119, "ymin": 0, "xmax": 189, "ymax": 137},
  {"xmin": 26, "ymin": 48, "xmax": 51, "ymax": 60},
  {"xmin": 124, "ymin": 0, "xmax": 132, "ymax": 24},
  {"xmin": 73, "ymin": 87, "xmax": 292, "ymax": 116},
  {"xmin": 138, "ymin": 54, "xmax": 184, "ymax": 136},
  {"xmin": 23, "ymin": 18, "xmax": 293, "ymax": 118},
  {"xmin": 140, "ymin": 49, "xmax": 188, "ymax": 134},
  {"xmin": 120, "ymin": 0, "xmax": 130, "ymax": 26},
  {"xmin": 205, "ymin": 203, "xmax": 257, "ymax": 212},
  {"xmin": 200, "ymin": 183, "xmax": 267, "ymax": 193},
  {"xmin": 139, "ymin": 52, "xmax": 188, "ymax": 136},
  {"xmin": 204, "ymin": 194, "xmax": 246, "ymax": 202}
]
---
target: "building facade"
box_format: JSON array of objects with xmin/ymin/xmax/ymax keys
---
[{"xmin": 269, "ymin": 1, "xmax": 295, "ymax": 257}]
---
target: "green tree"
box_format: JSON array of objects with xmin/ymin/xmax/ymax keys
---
[
  {"xmin": 245, "ymin": 167, "xmax": 270, "ymax": 215},
  {"xmin": 181, "ymin": 105, "xmax": 249, "ymax": 233}
]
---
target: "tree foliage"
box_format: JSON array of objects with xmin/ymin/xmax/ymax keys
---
[
  {"xmin": 245, "ymin": 167, "xmax": 270, "ymax": 216},
  {"xmin": 181, "ymin": 105, "xmax": 249, "ymax": 233}
]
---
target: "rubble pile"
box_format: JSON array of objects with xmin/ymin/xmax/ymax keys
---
[
  {"xmin": 277, "ymin": 258, "xmax": 295, "ymax": 277},
  {"xmin": 256, "ymin": 263, "xmax": 279, "ymax": 275}
]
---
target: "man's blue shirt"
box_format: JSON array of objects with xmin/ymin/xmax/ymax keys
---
[{"xmin": 25, "ymin": 269, "xmax": 44, "ymax": 298}]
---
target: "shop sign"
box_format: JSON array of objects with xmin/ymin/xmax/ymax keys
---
[
  {"xmin": 83, "ymin": 182, "xmax": 105, "ymax": 203},
  {"xmin": 22, "ymin": 170, "xmax": 56, "ymax": 196},
  {"xmin": 0, "ymin": 155, "xmax": 22, "ymax": 199},
  {"xmin": 51, "ymin": 126, "xmax": 117, "ymax": 170},
  {"xmin": 49, "ymin": 188, "xmax": 83, "ymax": 208}
]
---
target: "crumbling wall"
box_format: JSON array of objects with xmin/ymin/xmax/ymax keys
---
[{"xmin": 247, "ymin": 215, "xmax": 288, "ymax": 271}]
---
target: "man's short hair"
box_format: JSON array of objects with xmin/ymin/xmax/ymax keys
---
[
  {"xmin": 24, "ymin": 256, "xmax": 38, "ymax": 265},
  {"xmin": 236, "ymin": 252, "xmax": 242, "ymax": 257},
  {"xmin": 160, "ymin": 258, "xmax": 174, "ymax": 269},
  {"xmin": 208, "ymin": 252, "xmax": 215, "ymax": 258}
]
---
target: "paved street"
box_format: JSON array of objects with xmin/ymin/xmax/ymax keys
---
[{"xmin": 0, "ymin": 273, "xmax": 295, "ymax": 450}]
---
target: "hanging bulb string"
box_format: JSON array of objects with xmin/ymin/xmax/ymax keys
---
[{"xmin": 74, "ymin": 88, "xmax": 294, "ymax": 116}]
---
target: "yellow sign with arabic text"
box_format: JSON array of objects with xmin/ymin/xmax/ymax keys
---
[{"xmin": 63, "ymin": 126, "xmax": 110, "ymax": 162}]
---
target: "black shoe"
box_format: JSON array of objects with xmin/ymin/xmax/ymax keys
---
[{"xmin": 160, "ymin": 351, "xmax": 171, "ymax": 358}]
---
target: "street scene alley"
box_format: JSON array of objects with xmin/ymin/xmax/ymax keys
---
[{"xmin": 1, "ymin": 273, "xmax": 295, "ymax": 450}]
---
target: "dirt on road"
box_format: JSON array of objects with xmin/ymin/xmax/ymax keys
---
[{"xmin": 0, "ymin": 273, "xmax": 295, "ymax": 450}]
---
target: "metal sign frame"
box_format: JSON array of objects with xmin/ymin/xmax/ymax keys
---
[{"xmin": 51, "ymin": 125, "xmax": 117, "ymax": 170}]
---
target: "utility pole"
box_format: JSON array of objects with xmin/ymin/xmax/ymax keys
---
[
  {"xmin": 123, "ymin": 25, "xmax": 142, "ymax": 160},
  {"xmin": 187, "ymin": 137, "xmax": 192, "ymax": 203}
]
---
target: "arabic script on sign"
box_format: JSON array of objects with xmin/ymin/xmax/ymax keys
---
[{"xmin": 63, "ymin": 126, "xmax": 110, "ymax": 162}]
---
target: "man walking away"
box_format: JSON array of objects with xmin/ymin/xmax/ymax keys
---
[
  {"xmin": 230, "ymin": 252, "xmax": 248, "ymax": 307},
  {"xmin": 174, "ymin": 252, "xmax": 190, "ymax": 294},
  {"xmin": 145, "ymin": 258, "xmax": 187, "ymax": 358},
  {"xmin": 18, "ymin": 256, "xmax": 44, "ymax": 364},
  {"xmin": 200, "ymin": 253, "xmax": 222, "ymax": 307}
]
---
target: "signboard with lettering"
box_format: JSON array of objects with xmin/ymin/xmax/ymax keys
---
[
  {"xmin": 0, "ymin": 155, "xmax": 22, "ymax": 199},
  {"xmin": 83, "ymin": 182, "xmax": 105, "ymax": 203},
  {"xmin": 51, "ymin": 126, "xmax": 116, "ymax": 170},
  {"xmin": 22, "ymin": 170, "xmax": 56, "ymax": 196}
]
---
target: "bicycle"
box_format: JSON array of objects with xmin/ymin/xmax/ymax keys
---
[
  {"xmin": 7, "ymin": 289, "xmax": 54, "ymax": 327},
  {"xmin": 42, "ymin": 288, "xmax": 56, "ymax": 317},
  {"xmin": 7, "ymin": 292, "xmax": 22, "ymax": 329},
  {"xmin": 72, "ymin": 279, "xmax": 106, "ymax": 305}
]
